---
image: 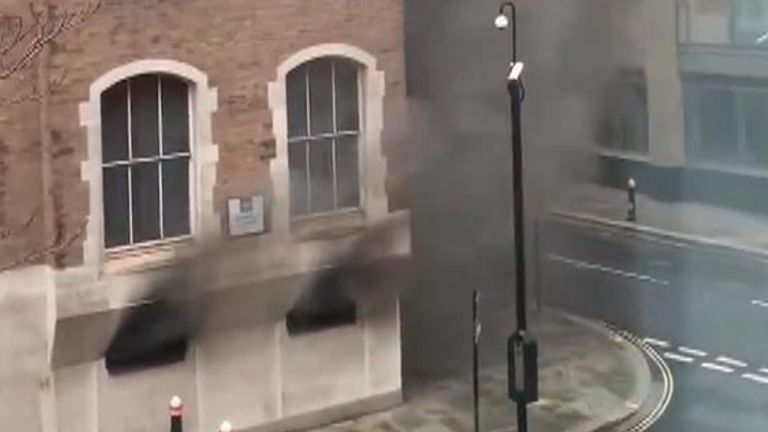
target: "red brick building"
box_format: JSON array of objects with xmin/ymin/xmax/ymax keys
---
[{"xmin": 0, "ymin": 1, "xmax": 410, "ymax": 431}]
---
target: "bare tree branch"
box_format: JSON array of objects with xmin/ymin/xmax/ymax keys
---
[
  {"xmin": 0, "ymin": 0, "xmax": 102, "ymax": 80},
  {"xmin": 0, "ymin": 69, "xmax": 67, "ymax": 105},
  {"xmin": 0, "ymin": 207, "xmax": 39, "ymax": 241},
  {"xmin": 0, "ymin": 15, "xmax": 24, "ymax": 58},
  {"xmin": 0, "ymin": 219, "xmax": 85, "ymax": 272},
  {"xmin": 0, "ymin": 2, "xmax": 101, "ymax": 272}
]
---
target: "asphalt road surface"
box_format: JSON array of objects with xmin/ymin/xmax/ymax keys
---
[{"xmin": 540, "ymin": 218, "xmax": 768, "ymax": 432}]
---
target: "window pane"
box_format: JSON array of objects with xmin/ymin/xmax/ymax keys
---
[
  {"xmin": 130, "ymin": 75, "xmax": 160, "ymax": 159},
  {"xmin": 335, "ymin": 136, "xmax": 360, "ymax": 209},
  {"xmin": 161, "ymin": 76, "xmax": 190, "ymax": 155},
  {"xmin": 699, "ymin": 87, "xmax": 737, "ymax": 159},
  {"xmin": 309, "ymin": 138, "xmax": 334, "ymax": 213},
  {"xmin": 289, "ymin": 141, "xmax": 309, "ymax": 217},
  {"xmin": 101, "ymin": 81, "xmax": 129, "ymax": 163},
  {"xmin": 733, "ymin": 0, "xmax": 768, "ymax": 45},
  {"xmin": 308, "ymin": 58, "xmax": 334, "ymax": 135},
  {"xmin": 287, "ymin": 66, "xmax": 308, "ymax": 138},
  {"xmin": 103, "ymin": 166, "xmax": 130, "ymax": 248},
  {"xmin": 335, "ymin": 60, "xmax": 360, "ymax": 132},
  {"xmin": 162, "ymin": 157, "xmax": 191, "ymax": 237},
  {"xmin": 743, "ymin": 90, "xmax": 768, "ymax": 163},
  {"xmin": 131, "ymin": 162, "xmax": 161, "ymax": 243}
]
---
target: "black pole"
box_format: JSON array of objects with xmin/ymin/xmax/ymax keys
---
[
  {"xmin": 509, "ymin": 78, "xmax": 526, "ymax": 333},
  {"xmin": 533, "ymin": 218, "xmax": 542, "ymax": 315},
  {"xmin": 473, "ymin": 289, "xmax": 481, "ymax": 432},
  {"xmin": 171, "ymin": 413, "xmax": 182, "ymax": 432},
  {"xmin": 508, "ymin": 73, "xmax": 529, "ymax": 432},
  {"xmin": 516, "ymin": 401, "xmax": 528, "ymax": 431},
  {"xmin": 498, "ymin": 5, "xmax": 537, "ymax": 431}
]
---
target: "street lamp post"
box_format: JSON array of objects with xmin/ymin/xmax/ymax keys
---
[{"xmin": 495, "ymin": 3, "xmax": 538, "ymax": 431}]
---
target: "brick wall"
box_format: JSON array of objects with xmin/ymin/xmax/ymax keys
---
[
  {"xmin": 0, "ymin": 0, "xmax": 47, "ymax": 269},
  {"xmin": 1, "ymin": 0, "xmax": 405, "ymax": 269}
]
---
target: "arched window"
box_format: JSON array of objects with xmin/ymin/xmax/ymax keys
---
[
  {"xmin": 100, "ymin": 74, "xmax": 193, "ymax": 248},
  {"xmin": 268, "ymin": 44, "xmax": 388, "ymax": 235},
  {"xmin": 285, "ymin": 57, "xmax": 361, "ymax": 217}
]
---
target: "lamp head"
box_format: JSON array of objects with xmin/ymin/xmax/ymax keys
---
[
  {"xmin": 494, "ymin": 13, "xmax": 509, "ymax": 30},
  {"xmin": 170, "ymin": 395, "xmax": 182, "ymax": 409}
]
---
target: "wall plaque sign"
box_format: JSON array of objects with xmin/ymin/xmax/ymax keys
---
[{"xmin": 228, "ymin": 196, "xmax": 265, "ymax": 236}]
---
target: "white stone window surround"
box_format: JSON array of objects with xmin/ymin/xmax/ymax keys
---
[
  {"xmin": 268, "ymin": 44, "xmax": 389, "ymax": 235},
  {"xmin": 79, "ymin": 59, "xmax": 219, "ymax": 274}
]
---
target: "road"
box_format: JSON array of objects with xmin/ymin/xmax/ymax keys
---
[{"xmin": 540, "ymin": 218, "xmax": 768, "ymax": 431}]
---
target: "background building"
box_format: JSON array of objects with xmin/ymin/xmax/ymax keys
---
[
  {"xmin": 597, "ymin": 0, "xmax": 768, "ymax": 215},
  {"xmin": 0, "ymin": 1, "xmax": 410, "ymax": 432}
]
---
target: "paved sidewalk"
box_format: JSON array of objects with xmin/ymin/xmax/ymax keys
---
[
  {"xmin": 306, "ymin": 312, "xmax": 651, "ymax": 432},
  {"xmin": 557, "ymin": 182, "xmax": 768, "ymax": 254}
]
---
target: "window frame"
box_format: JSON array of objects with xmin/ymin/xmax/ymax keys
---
[
  {"xmin": 267, "ymin": 44, "xmax": 390, "ymax": 238},
  {"xmin": 80, "ymin": 60, "xmax": 219, "ymax": 274},
  {"xmin": 101, "ymin": 74, "xmax": 197, "ymax": 253},
  {"xmin": 596, "ymin": 71, "xmax": 650, "ymax": 157},
  {"xmin": 286, "ymin": 57, "xmax": 364, "ymax": 219},
  {"xmin": 684, "ymin": 77, "xmax": 768, "ymax": 167}
]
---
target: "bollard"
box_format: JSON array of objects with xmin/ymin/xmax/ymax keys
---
[
  {"xmin": 170, "ymin": 395, "xmax": 183, "ymax": 432},
  {"xmin": 219, "ymin": 421, "xmax": 233, "ymax": 432},
  {"xmin": 626, "ymin": 178, "xmax": 636, "ymax": 222}
]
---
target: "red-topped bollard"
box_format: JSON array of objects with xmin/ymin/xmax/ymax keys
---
[
  {"xmin": 219, "ymin": 421, "xmax": 233, "ymax": 432},
  {"xmin": 170, "ymin": 395, "xmax": 183, "ymax": 432}
]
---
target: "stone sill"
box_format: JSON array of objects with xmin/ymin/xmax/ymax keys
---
[
  {"xmin": 290, "ymin": 209, "xmax": 367, "ymax": 242},
  {"xmin": 597, "ymin": 149, "xmax": 650, "ymax": 163},
  {"xmin": 101, "ymin": 237, "xmax": 197, "ymax": 276},
  {"xmin": 678, "ymin": 43, "xmax": 768, "ymax": 56}
]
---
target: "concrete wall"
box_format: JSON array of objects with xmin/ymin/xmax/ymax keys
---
[
  {"xmin": 0, "ymin": 251, "xmax": 406, "ymax": 432},
  {"xmin": 47, "ymin": 265, "xmax": 403, "ymax": 432},
  {"xmin": 0, "ymin": 267, "xmax": 54, "ymax": 432},
  {"xmin": 195, "ymin": 325, "xmax": 279, "ymax": 430},
  {"xmin": 40, "ymin": 214, "xmax": 410, "ymax": 432},
  {"xmin": 644, "ymin": 0, "xmax": 686, "ymax": 167}
]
